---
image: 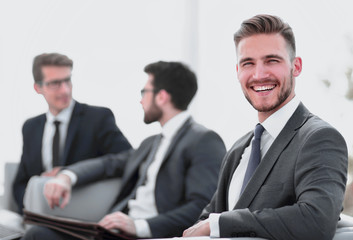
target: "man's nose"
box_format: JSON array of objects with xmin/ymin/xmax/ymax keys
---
[
  {"xmin": 253, "ymin": 63, "xmax": 269, "ymax": 80},
  {"xmin": 58, "ymin": 81, "xmax": 71, "ymax": 92}
]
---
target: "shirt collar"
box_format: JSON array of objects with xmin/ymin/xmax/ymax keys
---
[
  {"xmin": 261, "ymin": 96, "xmax": 300, "ymax": 140},
  {"xmin": 46, "ymin": 99, "xmax": 76, "ymax": 124},
  {"xmin": 161, "ymin": 111, "xmax": 190, "ymax": 140}
]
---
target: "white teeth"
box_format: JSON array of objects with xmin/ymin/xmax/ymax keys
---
[{"xmin": 254, "ymin": 85, "xmax": 275, "ymax": 92}]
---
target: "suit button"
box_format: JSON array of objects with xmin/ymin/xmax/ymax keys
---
[{"xmin": 250, "ymin": 232, "xmax": 256, "ymax": 237}]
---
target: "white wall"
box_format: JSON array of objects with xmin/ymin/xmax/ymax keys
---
[{"xmin": 1, "ymin": 0, "xmax": 353, "ymax": 191}]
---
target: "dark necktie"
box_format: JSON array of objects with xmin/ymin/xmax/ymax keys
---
[
  {"xmin": 240, "ymin": 124, "xmax": 265, "ymax": 193},
  {"xmin": 52, "ymin": 120, "xmax": 61, "ymax": 167},
  {"xmin": 111, "ymin": 134, "xmax": 163, "ymax": 212}
]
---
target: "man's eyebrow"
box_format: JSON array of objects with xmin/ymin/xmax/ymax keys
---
[
  {"xmin": 48, "ymin": 76, "xmax": 71, "ymax": 83},
  {"xmin": 239, "ymin": 57, "xmax": 253, "ymax": 65},
  {"xmin": 263, "ymin": 54, "xmax": 284, "ymax": 60},
  {"xmin": 238, "ymin": 54, "xmax": 285, "ymax": 65}
]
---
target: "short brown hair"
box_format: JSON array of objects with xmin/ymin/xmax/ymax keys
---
[
  {"xmin": 234, "ymin": 14, "xmax": 296, "ymax": 60},
  {"xmin": 32, "ymin": 53, "xmax": 73, "ymax": 83}
]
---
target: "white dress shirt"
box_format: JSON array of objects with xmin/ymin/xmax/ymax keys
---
[
  {"xmin": 210, "ymin": 96, "xmax": 300, "ymax": 237},
  {"xmin": 42, "ymin": 100, "xmax": 75, "ymax": 171},
  {"xmin": 130, "ymin": 111, "xmax": 191, "ymax": 238},
  {"xmin": 62, "ymin": 111, "xmax": 191, "ymax": 238}
]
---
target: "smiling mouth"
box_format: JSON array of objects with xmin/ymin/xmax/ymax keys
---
[{"xmin": 252, "ymin": 84, "xmax": 276, "ymax": 92}]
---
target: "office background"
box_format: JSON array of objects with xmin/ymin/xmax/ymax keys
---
[{"xmin": 1, "ymin": 0, "xmax": 353, "ymax": 192}]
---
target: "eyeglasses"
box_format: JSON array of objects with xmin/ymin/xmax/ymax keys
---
[
  {"xmin": 41, "ymin": 77, "xmax": 72, "ymax": 90},
  {"xmin": 140, "ymin": 88, "xmax": 157, "ymax": 97}
]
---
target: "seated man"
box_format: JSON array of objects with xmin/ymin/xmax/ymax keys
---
[
  {"xmin": 22, "ymin": 61, "xmax": 226, "ymax": 239},
  {"xmin": 183, "ymin": 14, "xmax": 348, "ymax": 240},
  {"xmin": 13, "ymin": 53, "xmax": 132, "ymax": 214}
]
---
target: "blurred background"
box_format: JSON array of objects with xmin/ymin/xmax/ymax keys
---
[{"xmin": 1, "ymin": 0, "xmax": 352, "ymax": 213}]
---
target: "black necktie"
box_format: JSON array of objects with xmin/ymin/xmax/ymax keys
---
[
  {"xmin": 240, "ymin": 124, "xmax": 265, "ymax": 193},
  {"xmin": 111, "ymin": 134, "xmax": 163, "ymax": 212},
  {"xmin": 52, "ymin": 120, "xmax": 61, "ymax": 167}
]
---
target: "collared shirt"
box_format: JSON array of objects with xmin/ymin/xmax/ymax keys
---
[
  {"xmin": 42, "ymin": 99, "xmax": 75, "ymax": 171},
  {"xmin": 62, "ymin": 111, "xmax": 190, "ymax": 237},
  {"xmin": 130, "ymin": 111, "xmax": 191, "ymax": 237},
  {"xmin": 210, "ymin": 96, "xmax": 300, "ymax": 237}
]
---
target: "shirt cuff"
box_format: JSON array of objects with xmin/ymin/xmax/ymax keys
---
[
  {"xmin": 209, "ymin": 213, "xmax": 221, "ymax": 238},
  {"xmin": 60, "ymin": 170, "xmax": 77, "ymax": 186},
  {"xmin": 134, "ymin": 219, "xmax": 152, "ymax": 238}
]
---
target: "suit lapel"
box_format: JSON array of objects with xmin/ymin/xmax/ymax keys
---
[
  {"xmin": 122, "ymin": 139, "xmax": 154, "ymax": 182},
  {"xmin": 160, "ymin": 117, "xmax": 192, "ymax": 164},
  {"xmin": 121, "ymin": 118, "xmax": 192, "ymax": 187},
  {"xmin": 62, "ymin": 102, "xmax": 82, "ymax": 165},
  {"xmin": 235, "ymin": 103, "xmax": 310, "ymax": 209},
  {"xmin": 223, "ymin": 132, "xmax": 253, "ymax": 208},
  {"xmin": 34, "ymin": 114, "xmax": 46, "ymax": 172},
  {"xmin": 227, "ymin": 133, "xmax": 253, "ymax": 185}
]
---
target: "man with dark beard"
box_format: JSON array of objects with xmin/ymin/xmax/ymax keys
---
[
  {"xmin": 22, "ymin": 61, "xmax": 226, "ymax": 239},
  {"xmin": 183, "ymin": 14, "xmax": 348, "ymax": 240}
]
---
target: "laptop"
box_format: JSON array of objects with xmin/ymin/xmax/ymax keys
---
[{"xmin": 0, "ymin": 223, "xmax": 23, "ymax": 240}]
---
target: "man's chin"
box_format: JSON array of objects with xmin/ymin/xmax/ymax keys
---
[
  {"xmin": 56, "ymin": 102, "xmax": 70, "ymax": 111},
  {"xmin": 143, "ymin": 118, "xmax": 153, "ymax": 124},
  {"xmin": 252, "ymin": 102, "xmax": 278, "ymax": 113}
]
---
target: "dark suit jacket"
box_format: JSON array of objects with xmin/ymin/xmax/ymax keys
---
[
  {"xmin": 13, "ymin": 101, "xmax": 132, "ymax": 213},
  {"xmin": 67, "ymin": 117, "xmax": 226, "ymax": 238},
  {"xmin": 199, "ymin": 103, "xmax": 348, "ymax": 240}
]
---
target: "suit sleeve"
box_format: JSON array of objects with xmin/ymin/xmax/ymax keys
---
[
  {"xmin": 218, "ymin": 126, "xmax": 348, "ymax": 240},
  {"xmin": 67, "ymin": 149, "xmax": 134, "ymax": 186},
  {"xmin": 95, "ymin": 108, "xmax": 132, "ymax": 154},
  {"xmin": 147, "ymin": 131, "xmax": 226, "ymax": 238}
]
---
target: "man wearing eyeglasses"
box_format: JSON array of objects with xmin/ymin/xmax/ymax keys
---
[
  {"xmin": 22, "ymin": 61, "xmax": 226, "ymax": 239},
  {"xmin": 13, "ymin": 53, "xmax": 132, "ymax": 214}
]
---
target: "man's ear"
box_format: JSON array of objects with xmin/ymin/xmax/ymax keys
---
[
  {"xmin": 34, "ymin": 83, "xmax": 42, "ymax": 94},
  {"xmin": 292, "ymin": 57, "xmax": 302, "ymax": 77},
  {"xmin": 155, "ymin": 89, "xmax": 170, "ymax": 106}
]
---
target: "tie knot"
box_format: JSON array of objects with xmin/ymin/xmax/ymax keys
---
[
  {"xmin": 254, "ymin": 124, "xmax": 265, "ymax": 139},
  {"xmin": 54, "ymin": 120, "xmax": 61, "ymax": 127}
]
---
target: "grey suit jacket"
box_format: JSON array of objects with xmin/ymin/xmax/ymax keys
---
[
  {"xmin": 67, "ymin": 117, "xmax": 226, "ymax": 238},
  {"xmin": 200, "ymin": 103, "xmax": 348, "ymax": 240}
]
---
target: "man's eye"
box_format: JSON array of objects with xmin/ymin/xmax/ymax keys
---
[
  {"xmin": 50, "ymin": 81, "xmax": 61, "ymax": 86},
  {"xmin": 268, "ymin": 59, "xmax": 279, "ymax": 63},
  {"xmin": 242, "ymin": 62, "xmax": 253, "ymax": 67}
]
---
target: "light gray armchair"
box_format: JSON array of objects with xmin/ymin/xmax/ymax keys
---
[
  {"xmin": 24, "ymin": 174, "xmax": 122, "ymax": 222},
  {"xmin": 0, "ymin": 162, "xmax": 24, "ymax": 231},
  {"xmin": 1, "ymin": 162, "xmax": 19, "ymax": 212}
]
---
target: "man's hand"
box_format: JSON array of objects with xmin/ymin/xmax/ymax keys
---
[
  {"xmin": 183, "ymin": 219, "xmax": 210, "ymax": 237},
  {"xmin": 41, "ymin": 167, "xmax": 62, "ymax": 177},
  {"xmin": 43, "ymin": 174, "xmax": 72, "ymax": 209},
  {"xmin": 98, "ymin": 211, "xmax": 136, "ymax": 236}
]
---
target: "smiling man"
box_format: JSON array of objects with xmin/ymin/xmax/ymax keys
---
[
  {"xmin": 13, "ymin": 53, "xmax": 131, "ymax": 214},
  {"xmin": 183, "ymin": 14, "xmax": 348, "ymax": 240}
]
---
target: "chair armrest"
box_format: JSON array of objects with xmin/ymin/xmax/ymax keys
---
[
  {"xmin": 1, "ymin": 162, "xmax": 19, "ymax": 212},
  {"xmin": 23, "ymin": 176, "xmax": 122, "ymax": 222}
]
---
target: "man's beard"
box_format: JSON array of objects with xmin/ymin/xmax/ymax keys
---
[
  {"xmin": 245, "ymin": 73, "xmax": 294, "ymax": 113},
  {"xmin": 144, "ymin": 100, "xmax": 163, "ymax": 124}
]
